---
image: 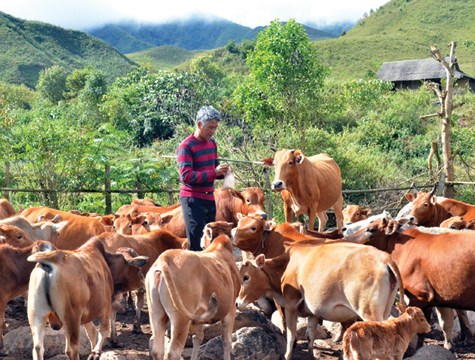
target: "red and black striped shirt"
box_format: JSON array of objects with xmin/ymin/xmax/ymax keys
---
[{"xmin": 176, "ymin": 134, "xmax": 220, "ymax": 201}]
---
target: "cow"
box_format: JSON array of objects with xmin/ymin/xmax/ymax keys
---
[
  {"xmin": 146, "ymin": 234, "xmax": 241, "ymax": 360},
  {"xmin": 342, "ymin": 305, "xmax": 431, "ymax": 360},
  {"xmin": 343, "ymin": 205, "xmax": 371, "ymax": 225},
  {"xmin": 131, "ymin": 197, "xmax": 160, "ymax": 207},
  {"xmin": 262, "ymin": 149, "xmax": 343, "ymax": 231},
  {"xmin": 27, "ymin": 238, "xmax": 118, "ymax": 360},
  {"xmin": 0, "ymin": 240, "xmax": 54, "ymax": 355},
  {"xmin": 440, "ymin": 216, "xmax": 475, "ymax": 230},
  {"xmin": 342, "ymin": 211, "xmax": 393, "ymax": 236},
  {"xmin": 200, "ymin": 221, "xmax": 234, "ymax": 250},
  {"xmin": 21, "ymin": 207, "xmax": 109, "ymax": 249},
  {"xmin": 115, "ymin": 203, "xmax": 180, "ymax": 217},
  {"xmin": 344, "ymin": 217, "xmax": 475, "ymax": 350},
  {"xmin": 236, "ymin": 236, "xmax": 405, "ymax": 360},
  {"xmin": 96, "ymin": 229, "xmax": 188, "ymax": 333},
  {"xmin": 0, "ymin": 216, "xmax": 67, "ymax": 243},
  {"xmin": 0, "ymin": 199, "xmax": 16, "ymax": 220},
  {"xmin": 0, "ymin": 224, "xmax": 33, "ymax": 247}
]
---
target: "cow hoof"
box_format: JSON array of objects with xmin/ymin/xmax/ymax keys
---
[{"xmin": 87, "ymin": 352, "xmax": 101, "ymax": 360}]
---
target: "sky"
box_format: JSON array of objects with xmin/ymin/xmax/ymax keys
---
[{"xmin": 0, "ymin": 0, "xmax": 390, "ymax": 30}]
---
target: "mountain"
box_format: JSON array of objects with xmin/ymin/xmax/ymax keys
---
[
  {"xmin": 315, "ymin": 0, "xmax": 475, "ymax": 81},
  {"xmin": 127, "ymin": 45, "xmax": 204, "ymax": 71},
  {"xmin": 87, "ymin": 17, "xmax": 335, "ymax": 53},
  {"xmin": 0, "ymin": 12, "xmax": 137, "ymax": 88}
]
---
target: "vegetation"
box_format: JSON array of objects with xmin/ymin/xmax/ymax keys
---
[{"xmin": 1, "ymin": 0, "xmax": 475, "ymax": 220}]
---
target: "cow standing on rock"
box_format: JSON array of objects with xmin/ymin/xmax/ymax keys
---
[{"xmin": 263, "ymin": 149, "xmax": 344, "ymax": 231}]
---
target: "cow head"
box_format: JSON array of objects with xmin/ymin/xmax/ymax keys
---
[
  {"xmin": 0, "ymin": 224, "xmax": 33, "ymax": 247},
  {"xmin": 263, "ymin": 149, "xmax": 305, "ymax": 192},
  {"xmin": 236, "ymin": 255, "xmax": 268, "ymax": 310},
  {"xmin": 344, "ymin": 217, "xmax": 399, "ymax": 245},
  {"xmin": 201, "ymin": 221, "xmax": 234, "ymax": 249},
  {"xmin": 409, "ymin": 190, "xmax": 438, "ymax": 226},
  {"xmin": 241, "ymin": 187, "xmax": 267, "ymax": 218},
  {"xmin": 232, "ymin": 213, "xmax": 275, "ymax": 252},
  {"xmin": 342, "ymin": 205, "xmax": 372, "ymax": 225}
]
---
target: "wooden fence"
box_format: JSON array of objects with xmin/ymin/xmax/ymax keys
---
[{"xmin": 1, "ymin": 158, "xmax": 473, "ymax": 217}]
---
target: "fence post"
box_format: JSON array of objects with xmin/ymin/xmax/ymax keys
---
[
  {"xmin": 264, "ymin": 168, "xmax": 273, "ymax": 219},
  {"xmin": 105, "ymin": 164, "xmax": 112, "ymax": 214},
  {"xmin": 167, "ymin": 191, "xmax": 175, "ymax": 205},
  {"xmin": 4, "ymin": 162, "xmax": 10, "ymax": 200}
]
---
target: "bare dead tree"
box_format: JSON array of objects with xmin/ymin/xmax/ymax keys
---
[{"xmin": 420, "ymin": 42, "xmax": 464, "ymax": 197}]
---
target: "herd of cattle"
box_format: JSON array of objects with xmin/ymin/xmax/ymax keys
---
[{"xmin": 1, "ymin": 148, "xmax": 475, "ymax": 360}]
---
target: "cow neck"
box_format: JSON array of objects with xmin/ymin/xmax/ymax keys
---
[
  {"xmin": 261, "ymin": 254, "xmax": 289, "ymax": 295},
  {"xmin": 252, "ymin": 229, "xmax": 270, "ymax": 257}
]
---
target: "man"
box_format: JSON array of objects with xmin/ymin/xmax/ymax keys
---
[{"xmin": 176, "ymin": 105, "xmax": 230, "ymax": 251}]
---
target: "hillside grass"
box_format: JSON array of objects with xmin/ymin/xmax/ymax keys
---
[{"xmin": 127, "ymin": 46, "xmax": 204, "ymax": 71}]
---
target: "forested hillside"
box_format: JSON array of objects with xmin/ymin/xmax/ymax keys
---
[
  {"xmin": 87, "ymin": 18, "xmax": 335, "ymax": 53},
  {"xmin": 316, "ymin": 0, "xmax": 475, "ymax": 80},
  {"xmin": 0, "ymin": 12, "xmax": 137, "ymax": 88}
]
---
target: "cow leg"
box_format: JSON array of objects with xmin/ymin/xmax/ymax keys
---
[
  {"xmin": 307, "ymin": 316, "xmax": 319, "ymax": 355},
  {"xmin": 83, "ymin": 322, "xmax": 98, "ymax": 350},
  {"xmin": 333, "ymin": 195, "xmax": 344, "ymax": 230},
  {"xmin": 456, "ymin": 309, "xmax": 474, "ymax": 345},
  {"xmin": 283, "ymin": 290, "xmax": 300, "ymax": 360},
  {"xmin": 221, "ymin": 308, "xmax": 236, "ymax": 360},
  {"xmin": 316, "ymin": 211, "xmax": 327, "ymax": 232},
  {"xmin": 133, "ymin": 288, "xmax": 146, "ymax": 334},
  {"xmin": 64, "ymin": 322, "xmax": 81, "ymax": 360},
  {"xmin": 190, "ymin": 325, "xmax": 204, "ymax": 360},
  {"xmin": 0, "ymin": 300, "xmax": 6, "ymax": 352},
  {"xmin": 435, "ymin": 307, "xmax": 455, "ymax": 351},
  {"xmin": 167, "ymin": 317, "xmax": 191, "ymax": 360},
  {"xmin": 146, "ymin": 271, "xmax": 167, "ymax": 360},
  {"xmin": 89, "ymin": 313, "xmax": 111, "ymax": 359},
  {"xmin": 29, "ymin": 313, "xmax": 48, "ymax": 360}
]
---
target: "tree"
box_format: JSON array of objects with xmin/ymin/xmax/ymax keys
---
[
  {"xmin": 420, "ymin": 42, "xmax": 464, "ymax": 197},
  {"xmin": 36, "ymin": 66, "xmax": 69, "ymax": 104},
  {"xmin": 234, "ymin": 19, "xmax": 328, "ymax": 150}
]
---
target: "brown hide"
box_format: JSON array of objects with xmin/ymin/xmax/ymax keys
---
[
  {"xmin": 0, "ymin": 216, "xmax": 65, "ymax": 243},
  {"xmin": 345, "ymin": 218, "xmax": 475, "ymax": 310},
  {"xmin": 343, "ymin": 205, "xmax": 371, "ymax": 225},
  {"xmin": 21, "ymin": 207, "xmax": 108, "ymax": 249},
  {"xmin": 439, "ymin": 198, "xmax": 475, "ymax": 221},
  {"xmin": 0, "ymin": 224, "xmax": 33, "ymax": 247},
  {"xmin": 408, "ymin": 192, "xmax": 451, "ymax": 226},
  {"xmin": 0, "ymin": 199, "xmax": 16, "ymax": 220}
]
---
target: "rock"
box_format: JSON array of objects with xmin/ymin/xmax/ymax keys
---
[
  {"xmin": 3, "ymin": 325, "xmax": 90, "ymax": 358},
  {"xmin": 271, "ymin": 311, "xmax": 329, "ymax": 341},
  {"xmin": 406, "ymin": 344, "xmax": 456, "ymax": 360}
]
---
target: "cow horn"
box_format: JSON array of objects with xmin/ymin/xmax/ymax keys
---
[
  {"xmin": 429, "ymin": 184, "xmax": 437, "ymax": 196},
  {"xmin": 270, "ymin": 147, "xmax": 276, "ymax": 152}
]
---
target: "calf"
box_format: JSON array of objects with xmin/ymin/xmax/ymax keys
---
[
  {"xmin": 27, "ymin": 239, "xmax": 114, "ymax": 360},
  {"xmin": 342, "ymin": 306, "xmax": 431, "ymax": 360},
  {"xmin": 146, "ymin": 234, "xmax": 241, "ymax": 360},
  {"xmin": 0, "ymin": 216, "xmax": 67, "ymax": 243},
  {"xmin": 343, "ymin": 204, "xmax": 371, "ymax": 225},
  {"xmin": 0, "ymin": 240, "xmax": 54, "ymax": 355}
]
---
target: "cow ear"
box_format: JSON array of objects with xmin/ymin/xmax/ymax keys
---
[
  {"xmin": 236, "ymin": 213, "xmax": 244, "ymax": 221},
  {"xmin": 160, "ymin": 214, "xmax": 174, "ymax": 225},
  {"xmin": 0, "ymin": 236, "xmax": 5, "ymax": 244},
  {"xmin": 430, "ymin": 195, "xmax": 437, "ymax": 205},
  {"xmin": 294, "ymin": 150, "xmax": 304, "ymax": 164},
  {"xmin": 255, "ymin": 254, "xmax": 266, "ymax": 268},
  {"xmin": 128, "ymin": 256, "xmax": 149, "ymax": 268},
  {"xmin": 404, "ymin": 193, "xmax": 415, "ymax": 202},
  {"xmin": 261, "ymin": 157, "xmax": 274, "ymax": 166},
  {"xmin": 365, "ymin": 208, "xmax": 372, "ymax": 215},
  {"xmin": 263, "ymin": 219, "xmax": 276, "ymax": 231}
]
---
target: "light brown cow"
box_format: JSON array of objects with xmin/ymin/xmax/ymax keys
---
[
  {"xmin": 146, "ymin": 234, "xmax": 241, "ymax": 360},
  {"xmin": 0, "ymin": 224, "xmax": 33, "ymax": 247},
  {"xmin": 342, "ymin": 305, "xmax": 431, "ymax": 360},
  {"xmin": 263, "ymin": 149, "xmax": 343, "ymax": 231},
  {"xmin": 236, "ymin": 233, "xmax": 405, "ymax": 360},
  {"xmin": 0, "ymin": 216, "xmax": 67, "ymax": 243},
  {"xmin": 0, "ymin": 199, "xmax": 16, "ymax": 220},
  {"xmin": 131, "ymin": 197, "xmax": 160, "ymax": 207},
  {"xmin": 344, "ymin": 217, "xmax": 475, "ymax": 351},
  {"xmin": 440, "ymin": 216, "xmax": 475, "ymax": 230},
  {"xmin": 200, "ymin": 221, "xmax": 234, "ymax": 249},
  {"xmin": 343, "ymin": 205, "xmax": 371, "ymax": 225},
  {"xmin": 0, "ymin": 240, "xmax": 54, "ymax": 355},
  {"xmin": 96, "ymin": 229, "xmax": 188, "ymax": 332},
  {"xmin": 21, "ymin": 207, "xmax": 109, "ymax": 249},
  {"xmin": 27, "ymin": 239, "xmax": 115, "ymax": 360}
]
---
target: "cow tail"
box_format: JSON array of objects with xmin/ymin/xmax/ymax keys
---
[
  {"xmin": 342, "ymin": 329, "xmax": 354, "ymax": 360},
  {"xmin": 161, "ymin": 263, "xmax": 218, "ymax": 323},
  {"xmin": 387, "ymin": 259, "xmax": 406, "ymax": 313},
  {"xmin": 37, "ymin": 263, "xmax": 63, "ymax": 330}
]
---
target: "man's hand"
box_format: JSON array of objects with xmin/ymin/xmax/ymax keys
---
[{"xmin": 215, "ymin": 164, "xmax": 230, "ymax": 177}]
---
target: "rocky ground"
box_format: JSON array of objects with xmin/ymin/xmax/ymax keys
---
[{"xmin": 3, "ymin": 297, "xmax": 475, "ymax": 359}]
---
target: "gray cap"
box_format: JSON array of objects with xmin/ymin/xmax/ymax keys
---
[{"xmin": 196, "ymin": 105, "xmax": 221, "ymax": 123}]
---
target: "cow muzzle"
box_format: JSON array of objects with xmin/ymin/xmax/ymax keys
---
[{"xmin": 271, "ymin": 180, "xmax": 285, "ymax": 191}]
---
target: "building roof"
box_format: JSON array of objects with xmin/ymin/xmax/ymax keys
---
[{"xmin": 377, "ymin": 57, "xmax": 475, "ymax": 82}]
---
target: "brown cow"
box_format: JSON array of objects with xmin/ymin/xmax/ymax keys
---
[
  {"xmin": 440, "ymin": 216, "xmax": 475, "ymax": 230},
  {"xmin": 0, "ymin": 199, "xmax": 16, "ymax": 220},
  {"xmin": 146, "ymin": 234, "xmax": 241, "ymax": 360},
  {"xmin": 27, "ymin": 239, "xmax": 115, "ymax": 360},
  {"xmin": 0, "ymin": 216, "xmax": 67, "ymax": 243},
  {"xmin": 236, "ymin": 236, "xmax": 405, "ymax": 360},
  {"xmin": 96, "ymin": 229, "xmax": 188, "ymax": 332},
  {"xmin": 131, "ymin": 197, "xmax": 160, "ymax": 207},
  {"xmin": 0, "ymin": 224, "xmax": 33, "ymax": 247},
  {"xmin": 263, "ymin": 149, "xmax": 343, "ymax": 231},
  {"xmin": 345, "ymin": 217, "xmax": 475, "ymax": 350},
  {"xmin": 342, "ymin": 305, "xmax": 431, "ymax": 360},
  {"xmin": 200, "ymin": 221, "xmax": 234, "ymax": 249},
  {"xmin": 0, "ymin": 240, "xmax": 54, "ymax": 355},
  {"xmin": 343, "ymin": 205, "xmax": 371, "ymax": 225},
  {"xmin": 21, "ymin": 207, "xmax": 109, "ymax": 249}
]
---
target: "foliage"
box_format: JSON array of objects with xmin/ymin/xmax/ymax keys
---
[
  {"xmin": 36, "ymin": 66, "xmax": 69, "ymax": 104},
  {"xmin": 234, "ymin": 19, "xmax": 329, "ymax": 151}
]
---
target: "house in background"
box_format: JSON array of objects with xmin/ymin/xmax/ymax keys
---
[{"xmin": 377, "ymin": 57, "xmax": 475, "ymax": 91}]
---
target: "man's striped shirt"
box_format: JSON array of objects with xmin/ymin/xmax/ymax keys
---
[{"xmin": 176, "ymin": 134, "xmax": 219, "ymax": 201}]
